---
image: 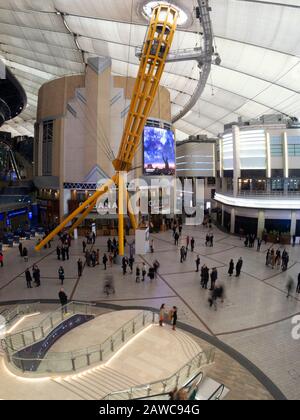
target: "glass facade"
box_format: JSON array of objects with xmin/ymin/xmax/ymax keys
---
[
  {"xmin": 288, "ymin": 136, "xmax": 300, "ymax": 156},
  {"xmin": 270, "ymin": 135, "xmax": 283, "ymax": 157},
  {"xmin": 42, "ymin": 120, "xmax": 53, "ymax": 176}
]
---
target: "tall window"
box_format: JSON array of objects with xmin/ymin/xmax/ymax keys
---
[
  {"xmin": 270, "ymin": 136, "xmax": 283, "ymax": 157},
  {"xmin": 288, "ymin": 136, "xmax": 300, "ymax": 156},
  {"xmin": 42, "ymin": 120, "xmax": 53, "ymax": 176}
]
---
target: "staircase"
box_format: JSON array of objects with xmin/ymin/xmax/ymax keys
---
[
  {"xmin": 172, "ymin": 330, "xmax": 202, "ymax": 361},
  {"xmin": 53, "ymin": 366, "xmax": 141, "ymax": 400}
]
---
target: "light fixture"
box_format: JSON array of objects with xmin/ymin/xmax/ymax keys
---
[{"xmin": 141, "ymin": 1, "xmax": 190, "ymax": 26}]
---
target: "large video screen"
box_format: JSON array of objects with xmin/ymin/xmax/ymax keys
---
[{"xmin": 143, "ymin": 126, "xmax": 175, "ymax": 176}]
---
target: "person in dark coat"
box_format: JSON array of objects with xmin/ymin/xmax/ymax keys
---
[
  {"xmin": 228, "ymin": 260, "xmax": 234, "ymax": 277},
  {"xmin": 210, "ymin": 268, "xmax": 218, "ymax": 290},
  {"xmin": 195, "ymin": 255, "xmax": 200, "ymax": 272},
  {"xmin": 25, "ymin": 268, "xmax": 32, "ymax": 288},
  {"xmin": 236, "ymin": 258, "xmax": 243, "ymax": 277},
  {"xmin": 297, "ymin": 273, "xmax": 300, "ymax": 294},
  {"xmin": 122, "ymin": 257, "xmax": 127, "ymax": 275},
  {"xmin": 103, "ymin": 254, "xmax": 108, "ymax": 270},
  {"xmin": 77, "ymin": 259, "xmax": 83, "ymax": 277},
  {"xmin": 191, "ymin": 237, "xmax": 195, "ymax": 252},
  {"xmin": 201, "ymin": 265, "xmax": 209, "ymax": 289},
  {"xmin": 59, "ymin": 288, "xmax": 68, "ymax": 314},
  {"xmin": 32, "ymin": 265, "xmax": 41, "ymax": 287},
  {"xmin": 58, "ymin": 266, "xmax": 65, "ymax": 285},
  {"xmin": 18, "ymin": 242, "xmax": 23, "ymax": 257},
  {"xmin": 171, "ymin": 306, "xmax": 178, "ymax": 331}
]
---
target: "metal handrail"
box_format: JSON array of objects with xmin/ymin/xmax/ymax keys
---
[
  {"xmin": 2, "ymin": 301, "xmax": 93, "ymax": 351},
  {"xmin": 208, "ymin": 384, "xmax": 225, "ymax": 400},
  {"xmin": 102, "ymin": 348, "xmax": 215, "ymax": 400},
  {"xmin": 1, "ymin": 303, "xmax": 40, "ymax": 328},
  {"xmin": 2, "ymin": 305, "xmax": 157, "ymax": 374}
]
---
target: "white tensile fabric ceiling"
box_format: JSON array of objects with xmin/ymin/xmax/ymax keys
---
[{"xmin": 0, "ymin": 0, "xmax": 300, "ymax": 138}]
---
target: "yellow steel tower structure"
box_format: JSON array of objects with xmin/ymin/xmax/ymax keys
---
[{"xmin": 35, "ymin": 4, "xmax": 178, "ymax": 254}]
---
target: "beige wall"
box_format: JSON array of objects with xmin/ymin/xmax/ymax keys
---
[
  {"xmin": 35, "ymin": 64, "xmax": 172, "ymax": 209},
  {"xmin": 113, "ymin": 76, "xmax": 171, "ymax": 122},
  {"xmin": 37, "ymin": 75, "xmax": 85, "ymax": 121}
]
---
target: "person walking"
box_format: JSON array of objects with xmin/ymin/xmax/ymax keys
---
[
  {"xmin": 286, "ymin": 277, "xmax": 295, "ymax": 299},
  {"xmin": 77, "ymin": 259, "xmax": 83, "ymax": 277},
  {"xmin": 210, "ymin": 268, "xmax": 218, "ymax": 290},
  {"xmin": 0, "ymin": 252, "xmax": 3, "ymax": 267},
  {"xmin": 58, "ymin": 266, "xmax": 65, "ymax": 285},
  {"xmin": 195, "ymin": 255, "xmax": 200, "ymax": 272},
  {"xmin": 59, "ymin": 288, "xmax": 68, "ymax": 314},
  {"xmin": 129, "ymin": 256, "xmax": 135, "ymax": 274},
  {"xmin": 205, "ymin": 234, "xmax": 210, "ymax": 247},
  {"xmin": 236, "ymin": 258, "xmax": 243, "ymax": 277},
  {"xmin": 297, "ymin": 273, "xmax": 300, "ymax": 293},
  {"xmin": 210, "ymin": 234, "xmax": 214, "ymax": 247},
  {"xmin": 56, "ymin": 245, "xmax": 61, "ymax": 260},
  {"xmin": 153, "ymin": 260, "xmax": 160, "ymax": 279},
  {"xmin": 122, "ymin": 257, "xmax": 127, "ymax": 275},
  {"xmin": 32, "ymin": 265, "xmax": 41, "ymax": 287},
  {"xmin": 148, "ymin": 266, "xmax": 155, "ymax": 281},
  {"xmin": 23, "ymin": 247, "xmax": 28, "ymax": 263},
  {"xmin": 142, "ymin": 263, "xmax": 147, "ymax": 282},
  {"xmin": 159, "ymin": 304, "xmax": 165, "ymax": 327},
  {"xmin": 25, "ymin": 268, "xmax": 32, "ymax": 288},
  {"xmin": 201, "ymin": 265, "xmax": 209, "ymax": 289},
  {"xmin": 180, "ymin": 246, "xmax": 185, "ymax": 263},
  {"xmin": 103, "ymin": 253, "xmax": 108, "ymax": 270},
  {"xmin": 257, "ymin": 238, "xmax": 262, "ymax": 252},
  {"xmin": 191, "ymin": 237, "xmax": 195, "ymax": 253},
  {"xmin": 136, "ymin": 265, "xmax": 141, "ymax": 283},
  {"xmin": 174, "ymin": 231, "xmax": 179, "ymax": 246},
  {"xmin": 228, "ymin": 259, "xmax": 234, "ymax": 277},
  {"xmin": 171, "ymin": 306, "xmax": 178, "ymax": 331},
  {"xmin": 186, "ymin": 236, "xmax": 190, "ymax": 251},
  {"xmin": 18, "ymin": 242, "xmax": 23, "ymax": 257},
  {"xmin": 82, "ymin": 240, "xmax": 87, "ymax": 254}
]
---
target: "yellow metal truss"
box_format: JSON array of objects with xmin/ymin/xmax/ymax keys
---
[{"xmin": 35, "ymin": 4, "xmax": 178, "ymax": 253}]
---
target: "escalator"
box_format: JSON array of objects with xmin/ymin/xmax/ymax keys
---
[{"xmin": 0, "ymin": 137, "xmax": 33, "ymax": 181}]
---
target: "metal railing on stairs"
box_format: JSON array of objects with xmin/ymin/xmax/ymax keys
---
[
  {"xmin": 1, "ymin": 304, "xmax": 157, "ymax": 374},
  {"xmin": 102, "ymin": 347, "xmax": 216, "ymax": 400}
]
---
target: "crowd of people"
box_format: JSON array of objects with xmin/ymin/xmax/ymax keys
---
[{"xmin": 266, "ymin": 248, "xmax": 290, "ymax": 271}]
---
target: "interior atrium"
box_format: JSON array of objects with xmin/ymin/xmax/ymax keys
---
[{"xmin": 0, "ymin": 0, "xmax": 299, "ymax": 403}]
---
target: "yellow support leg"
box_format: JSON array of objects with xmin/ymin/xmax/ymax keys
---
[
  {"xmin": 68, "ymin": 197, "xmax": 98, "ymax": 235},
  {"xmin": 118, "ymin": 172, "xmax": 125, "ymax": 257},
  {"xmin": 35, "ymin": 177, "xmax": 116, "ymax": 251},
  {"xmin": 126, "ymin": 190, "xmax": 138, "ymax": 231}
]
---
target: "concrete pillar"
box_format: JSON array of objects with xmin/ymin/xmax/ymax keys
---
[
  {"xmin": 266, "ymin": 132, "xmax": 271, "ymax": 179},
  {"xmin": 257, "ymin": 210, "xmax": 265, "ymax": 238},
  {"xmin": 230, "ymin": 208, "xmax": 235, "ymax": 234},
  {"xmin": 221, "ymin": 204, "xmax": 225, "ymax": 227},
  {"xmin": 291, "ymin": 211, "xmax": 297, "ymax": 236},
  {"xmin": 233, "ymin": 125, "xmax": 241, "ymax": 197},
  {"xmin": 283, "ymin": 132, "xmax": 289, "ymax": 179}
]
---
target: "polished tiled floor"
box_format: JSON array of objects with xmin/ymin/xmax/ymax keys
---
[{"xmin": 0, "ymin": 225, "xmax": 299, "ymax": 399}]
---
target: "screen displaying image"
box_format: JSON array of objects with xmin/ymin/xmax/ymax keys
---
[{"xmin": 143, "ymin": 126, "xmax": 175, "ymax": 176}]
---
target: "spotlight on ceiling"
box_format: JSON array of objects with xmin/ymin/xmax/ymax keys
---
[{"xmin": 140, "ymin": 1, "xmax": 192, "ymax": 27}]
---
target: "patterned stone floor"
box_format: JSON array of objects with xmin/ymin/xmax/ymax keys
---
[{"xmin": 0, "ymin": 225, "xmax": 299, "ymax": 400}]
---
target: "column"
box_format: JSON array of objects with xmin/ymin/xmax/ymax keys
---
[
  {"xmin": 257, "ymin": 210, "xmax": 265, "ymax": 238},
  {"xmin": 233, "ymin": 125, "xmax": 241, "ymax": 197},
  {"xmin": 230, "ymin": 208, "xmax": 235, "ymax": 234},
  {"xmin": 290, "ymin": 210, "xmax": 297, "ymax": 237},
  {"xmin": 221, "ymin": 204, "xmax": 225, "ymax": 227},
  {"xmin": 266, "ymin": 132, "xmax": 271, "ymax": 179},
  {"xmin": 283, "ymin": 132, "xmax": 289, "ymax": 179}
]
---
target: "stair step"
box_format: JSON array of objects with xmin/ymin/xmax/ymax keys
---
[
  {"xmin": 63, "ymin": 378, "xmax": 101, "ymax": 400},
  {"xmin": 54, "ymin": 379, "xmax": 93, "ymax": 400},
  {"xmin": 88, "ymin": 370, "xmax": 133, "ymax": 391}
]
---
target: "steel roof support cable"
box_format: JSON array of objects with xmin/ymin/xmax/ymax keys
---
[{"xmin": 172, "ymin": 0, "xmax": 218, "ymax": 124}]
